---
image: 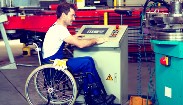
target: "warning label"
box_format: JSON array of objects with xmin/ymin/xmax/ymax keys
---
[{"xmin": 106, "ymin": 74, "xmax": 113, "ymax": 80}]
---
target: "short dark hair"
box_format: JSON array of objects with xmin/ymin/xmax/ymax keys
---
[{"xmin": 56, "ymin": 2, "xmax": 77, "ymax": 19}]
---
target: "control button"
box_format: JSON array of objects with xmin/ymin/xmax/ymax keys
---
[
  {"xmin": 160, "ymin": 56, "xmax": 170, "ymax": 66},
  {"xmin": 116, "ymin": 25, "xmax": 119, "ymax": 29},
  {"xmin": 109, "ymin": 34, "xmax": 116, "ymax": 37}
]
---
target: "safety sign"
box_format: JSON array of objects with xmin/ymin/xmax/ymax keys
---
[{"xmin": 106, "ymin": 74, "xmax": 113, "ymax": 80}]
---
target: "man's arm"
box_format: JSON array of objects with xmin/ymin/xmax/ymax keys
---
[{"xmin": 64, "ymin": 35, "xmax": 107, "ymax": 48}]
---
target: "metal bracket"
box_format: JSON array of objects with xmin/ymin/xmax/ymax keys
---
[{"xmin": 0, "ymin": 14, "xmax": 17, "ymax": 69}]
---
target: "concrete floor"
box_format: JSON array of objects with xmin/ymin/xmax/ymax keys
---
[{"xmin": 0, "ymin": 39, "xmax": 155, "ymax": 105}]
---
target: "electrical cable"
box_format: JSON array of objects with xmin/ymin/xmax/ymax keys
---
[
  {"xmin": 136, "ymin": 26, "xmax": 142, "ymax": 96},
  {"xmin": 136, "ymin": 0, "xmax": 158, "ymax": 103}
]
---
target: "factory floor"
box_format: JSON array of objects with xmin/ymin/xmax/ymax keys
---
[{"xmin": 0, "ymin": 39, "xmax": 155, "ymax": 105}]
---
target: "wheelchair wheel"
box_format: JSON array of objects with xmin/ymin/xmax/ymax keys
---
[{"xmin": 25, "ymin": 64, "xmax": 77, "ymax": 105}]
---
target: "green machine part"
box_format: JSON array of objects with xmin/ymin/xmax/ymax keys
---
[{"xmin": 151, "ymin": 40, "xmax": 183, "ymax": 105}]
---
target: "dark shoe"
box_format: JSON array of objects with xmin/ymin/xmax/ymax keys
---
[
  {"xmin": 92, "ymin": 94, "xmax": 116, "ymax": 105},
  {"xmin": 105, "ymin": 94, "xmax": 116, "ymax": 104},
  {"xmin": 92, "ymin": 95, "xmax": 105, "ymax": 105}
]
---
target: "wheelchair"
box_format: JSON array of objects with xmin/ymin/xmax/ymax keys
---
[{"xmin": 25, "ymin": 41, "xmax": 115, "ymax": 105}]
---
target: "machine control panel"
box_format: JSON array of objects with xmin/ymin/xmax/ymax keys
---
[
  {"xmin": 110, "ymin": 29, "xmax": 119, "ymax": 37},
  {"xmin": 77, "ymin": 25, "xmax": 128, "ymax": 47},
  {"xmin": 74, "ymin": 25, "xmax": 128, "ymax": 104}
]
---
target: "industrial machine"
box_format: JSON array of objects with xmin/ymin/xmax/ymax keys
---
[
  {"xmin": 0, "ymin": 0, "xmax": 142, "ymax": 56},
  {"xmin": 73, "ymin": 25, "xmax": 128, "ymax": 104},
  {"xmin": 144, "ymin": 0, "xmax": 183, "ymax": 104}
]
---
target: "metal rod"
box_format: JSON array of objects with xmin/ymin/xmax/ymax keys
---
[{"xmin": 0, "ymin": 23, "xmax": 16, "ymax": 65}]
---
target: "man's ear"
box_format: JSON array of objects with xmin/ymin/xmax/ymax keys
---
[{"xmin": 62, "ymin": 13, "xmax": 66, "ymax": 17}]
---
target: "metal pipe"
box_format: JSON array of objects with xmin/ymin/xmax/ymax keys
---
[
  {"xmin": 0, "ymin": 23, "xmax": 15, "ymax": 65},
  {"xmin": 104, "ymin": 12, "xmax": 108, "ymax": 25},
  {"xmin": 9, "ymin": 0, "xmax": 12, "ymax": 7},
  {"xmin": 4, "ymin": 0, "xmax": 13, "ymax": 7},
  {"xmin": 123, "ymin": 0, "xmax": 126, "ymax": 6},
  {"xmin": 170, "ymin": 0, "xmax": 182, "ymax": 17},
  {"xmin": 117, "ymin": 0, "xmax": 122, "ymax": 6},
  {"xmin": 114, "ymin": 0, "xmax": 117, "ymax": 7},
  {"xmin": 1, "ymin": 0, "xmax": 6, "ymax": 7}
]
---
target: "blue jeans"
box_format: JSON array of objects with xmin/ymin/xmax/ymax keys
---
[
  {"xmin": 67, "ymin": 56, "xmax": 106, "ymax": 96},
  {"xmin": 44, "ymin": 56, "xmax": 106, "ymax": 96}
]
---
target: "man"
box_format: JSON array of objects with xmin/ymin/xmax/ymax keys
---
[{"xmin": 42, "ymin": 2, "xmax": 116, "ymax": 104}]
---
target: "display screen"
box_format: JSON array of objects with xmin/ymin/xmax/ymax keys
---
[{"xmin": 81, "ymin": 28, "xmax": 108, "ymax": 34}]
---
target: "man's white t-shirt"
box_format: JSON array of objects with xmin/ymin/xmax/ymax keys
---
[{"xmin": 42, "ymin": 23, "xmax": 71, "ymax": 59}]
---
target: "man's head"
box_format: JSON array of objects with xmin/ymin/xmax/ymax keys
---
[{"xmin": 56, "ymin": 2, "xmax": 77, "ymax": 26}]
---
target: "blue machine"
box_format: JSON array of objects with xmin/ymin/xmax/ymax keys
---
[
  {"xmin": 151, "ymin": 40, "xmax": 183, "ymax": 105},
  {"xmin": 144, "ymin": 0, "xmax": 183, "ymax": 104}
]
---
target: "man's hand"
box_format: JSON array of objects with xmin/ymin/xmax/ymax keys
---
[{"xmin": 96, "ymin": 37, "xmax": 108, "ymax": 44}]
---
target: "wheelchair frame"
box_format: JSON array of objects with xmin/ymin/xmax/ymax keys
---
[
  {"xmin": 24, "ymin": 41, "xmax": 112, "ymax": 105},
  {"xmin": 25, "ymin": 42, "xmax": 78, "ymax": 105}
]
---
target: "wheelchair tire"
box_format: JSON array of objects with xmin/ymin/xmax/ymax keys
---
[{"xmin": 25, "ymin": 64, "xmax": 77, "ymax": 105}]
